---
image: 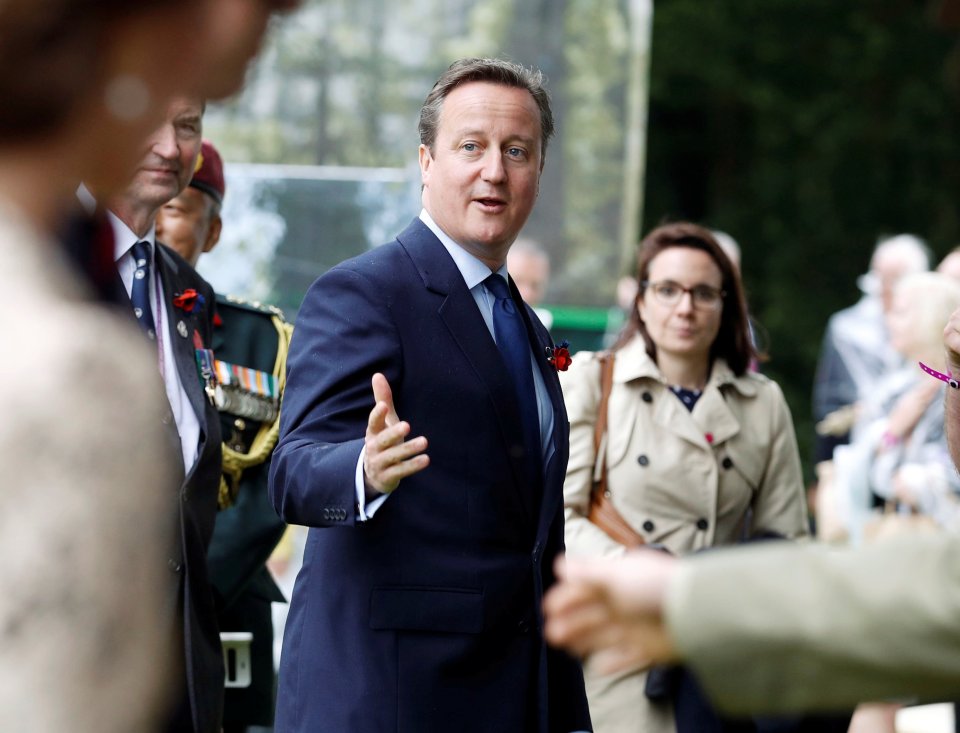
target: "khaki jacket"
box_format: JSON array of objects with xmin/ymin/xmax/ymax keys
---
[
  {"xmin": 561, "ymin": 336, "xmax": 809, "ymax": 560},
  {"xmin": 669, "ymin": 533, "xmax": 960, "ymax": 714},
  {"xmin": 0, "ymin": 201, "xmax": 175, "ymax": 731}
]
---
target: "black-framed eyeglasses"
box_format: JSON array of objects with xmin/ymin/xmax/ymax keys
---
[{"xmin": 641, "ymin": 280, "xmax": 726, "ymax": 311}]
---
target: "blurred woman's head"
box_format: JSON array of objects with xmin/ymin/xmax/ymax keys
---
[
  {"xmin": 620, "ymin": 222, "xmax": 755, "ymax": 375},
  {"xmin": 0, "ymin": 0, "xmax": 215, "ymax": 205},
  {"xmin": 887, "ymin": 271, "xmax": 960, "ymax": 368},
  {"xmin": 0, "ymin": 0, "xmax": 201, "ymax": 139}
]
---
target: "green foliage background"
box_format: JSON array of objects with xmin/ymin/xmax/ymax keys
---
[
  {"xmin": 642, "ymin": 1, "xmax": 960, "ymax": 477},
  {"xmin": 208, "ymin": 0, "xmax": 960, "ymax": 478}
]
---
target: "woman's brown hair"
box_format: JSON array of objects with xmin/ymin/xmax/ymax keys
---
[{"xmin": 615, "ymin": 221, "xmax": 757, "ymax": 376}]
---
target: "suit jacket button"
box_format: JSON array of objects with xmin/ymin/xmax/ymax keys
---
[
  {"xmin": 168, "ymin": 559, "xmax": 182, "ymax": 573},
  {"xmin": 696, "ymin": 518, "xmax": 709, "ymax": 531},
  {"xmin": 642, "ymin": 520, "xmax": 655, "ymax": 532},
  {"xmin": 517, "ymin": 620, "xmax": 530, "ymax": 633},
  {"xmin": 722, "ymin": 457, "xmax": 734, "ymax": 470},
  {"xmin": 642, "ymin": 392, "xmax": 653, "ymax": 403},
  {"xmin": 637, "ymin": 454, "xmax": 649, "ymax": 467}
]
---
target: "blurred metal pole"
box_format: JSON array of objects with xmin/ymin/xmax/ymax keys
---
[{"xmin": 619, "ymin": 0, "xmax": 653, "ymax": 276}]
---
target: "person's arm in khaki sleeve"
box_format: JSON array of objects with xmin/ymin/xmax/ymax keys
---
[
  {"xmin": 748, "ymin": 381, "xmax": 810, "ymax": 540},
  {"xmin": 545, "ymin": 534, "xmax": 960, "ymax": 715},
  {"xmin": 560, "ymin": 352, "xmax": 630, "ymax": 558}
]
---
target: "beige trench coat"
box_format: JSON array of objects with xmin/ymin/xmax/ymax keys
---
[
  {"xmin": 560, "ymin": 335, "xmax": 809, "ymax": 733},
  {"xmin": 0, "ymin": 201, "xmax": 175, "ymax": 732}
]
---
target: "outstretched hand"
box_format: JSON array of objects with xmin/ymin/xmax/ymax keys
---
[
  {"xmin": 543, "ymin": 552, "xmax": 680, "ymax": 675},
  {"xmin": 363, "ymin": 373, "xmax": 429, "ymax": 497}
]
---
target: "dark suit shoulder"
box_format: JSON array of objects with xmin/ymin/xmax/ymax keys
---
[
  {"xmin": 213, "ymin": 293, "xmax": 288, "ymax": 373},
  {"xmin": 156, "ymin": 241, "xmax": 215, "ymax": 295},
  {"xmin": 330, "ymin": 239, "xmax": 409, "ymax": 281}
]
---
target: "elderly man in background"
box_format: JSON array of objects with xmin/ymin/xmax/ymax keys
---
[
  {"xmin": 508, "ymin": 237, "xmax": 554, "ymax": 329},
  {"xmin": 812, "ymin": 234, "xmax": 931, "ymax": 461},
  {"xmin": 105, "ymin": 97, "xmax": 225, "ymax": 733},
  {"xmin": 158, "ymin": 140, "xmax": 291, "ymax": 733}
]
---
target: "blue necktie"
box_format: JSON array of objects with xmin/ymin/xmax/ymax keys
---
[
  {"xmin": 130, "ymin": 241, "xmax": 156, "ymax": 340},
  {"xmin": 484, "ymin": 274, "xmax": 542, "ymax": 488}
]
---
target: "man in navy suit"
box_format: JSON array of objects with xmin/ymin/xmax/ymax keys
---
[
  {"xmin": 270, "ymin": 58, "xmax": 591, "ymax": 732},
  {"xmin": 106, "ymin": 96, "xmax": 224, "ymax": 733}
]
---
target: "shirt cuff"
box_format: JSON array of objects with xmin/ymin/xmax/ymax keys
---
[{"xmin": 355, "ymin": 446, "xmax": 388, "ymax": 521}]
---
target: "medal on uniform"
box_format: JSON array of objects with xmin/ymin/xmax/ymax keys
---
[{"xmin": 194, "ymin": 347, "xmax": 218, "ymax": 406}]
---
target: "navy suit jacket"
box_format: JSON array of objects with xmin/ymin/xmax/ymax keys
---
[
  {"xmin": 270, "ymin": 218, "xmax": 591, "ymax": 733},
  {"xmin": 154, "ymin": 244, "xmax": 225, "ymax": 733}
]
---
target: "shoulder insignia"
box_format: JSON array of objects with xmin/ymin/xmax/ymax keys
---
[{"xmin": 216, "ymin": 292, "xmax": 287, "ymax": 321}]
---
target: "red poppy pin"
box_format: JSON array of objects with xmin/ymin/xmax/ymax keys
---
[
  {"xmin": 546, "ymin": 340, "xmax": 572, "ymax": 372},
  {"xmin": 173, "ymin": 288, "xmax": 206, "ymax": 314}
]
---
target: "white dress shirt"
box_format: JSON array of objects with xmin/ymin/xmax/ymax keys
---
[{"xmin": 111, "ymin": 214, "xmax": 200, "ymax": 473}]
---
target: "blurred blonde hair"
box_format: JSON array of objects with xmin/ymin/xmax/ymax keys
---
[{"xmin": 893, "ymin": 271, "xmax": 960, "ymax": 368}]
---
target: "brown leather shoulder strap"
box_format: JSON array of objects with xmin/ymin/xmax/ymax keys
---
[{"xmin": 591, "ymin": 351, "xmax": 615, "ymax": 503}]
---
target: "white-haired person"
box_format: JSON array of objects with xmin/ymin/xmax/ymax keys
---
[
  {"xmin": 824, "ymin": 270, "xmax": 960, "ymax": 545},
  {"xmin": 812, "ymin": 234, "xmax": 931, "ymax": 466}
]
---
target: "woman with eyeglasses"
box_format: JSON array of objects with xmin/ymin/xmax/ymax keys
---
[{"xmin": 560, "ymin": 221, "xmax": 810, "ymax": 733}]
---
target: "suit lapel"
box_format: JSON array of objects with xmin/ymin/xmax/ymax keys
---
[
  {"xmin": 516, "ymin": 287, "xmax": 568, "ymax": 537},
  {"xmin": 155, "ymin": 245, "xmax": 208, "ymax": 436},
  {"xmin": 397, "ymin": 220, "xmax": 537, "ymax": 522}
]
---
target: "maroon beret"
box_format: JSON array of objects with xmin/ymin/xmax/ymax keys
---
[{"xmin": 190, "ymin": 139, "xmax": 225, "ymax": 206}]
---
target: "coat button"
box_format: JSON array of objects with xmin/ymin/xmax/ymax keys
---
[
  {"xmin": 642, "ymin": 519, "xmax": 655, "ymax": 532},
  {"xmin": 696, "ymin": 518, "xmax": 709, "ymax": 531},
  {"xmin": 722, "ymin": 457, "xmax": 734, "ymax": 470},
  {"xmin": 517, "ymin": 620, "xmax": 531, "ymax": 633},
  {"xmin": 642, "ymin": 392, "xmax": 653, "ymax": 403},
  {"xmin": 637, "ymin": 454, "xmax": 649, "ymax": 467},
  {"xmin": 168, "ymin": 559, "xmax": 182, "ymax": 573}
]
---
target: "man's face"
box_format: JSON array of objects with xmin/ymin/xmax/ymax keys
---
[
  {"xmin": 126, "ymin": 97, "xmax": 203, "ymax": 213},
  {"xmin": 419, "ymin": 81, "xmax": 543, "ymax": 269},
  {"xmin": 507, "ymin": 250, "xmax": 550, "ymax": 306},
  {"xmin": 872, "ymin": 252, "xmax": 917, "ymax": 315},
  {"xmin": 156, "ymin": 187, "xmax": 219, "ymax": 267}
]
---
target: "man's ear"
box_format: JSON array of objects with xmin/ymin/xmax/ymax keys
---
[
  {"xmin": 418, "ymin": 143, "xmax": 432, "ymax": 185},
  {"xmin": 203, "ymin": 214, "xmax": 222, "ymax": 254}
]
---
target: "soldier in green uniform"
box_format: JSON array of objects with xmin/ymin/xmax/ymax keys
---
[{"xmin": 158, "ymin": 140, "xmax": 289, "ymax": 733}]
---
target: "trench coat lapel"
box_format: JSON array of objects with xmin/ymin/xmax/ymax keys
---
[{"xmin": 614, "ymin": 340, "xmax": 744, "ymax": 450}]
